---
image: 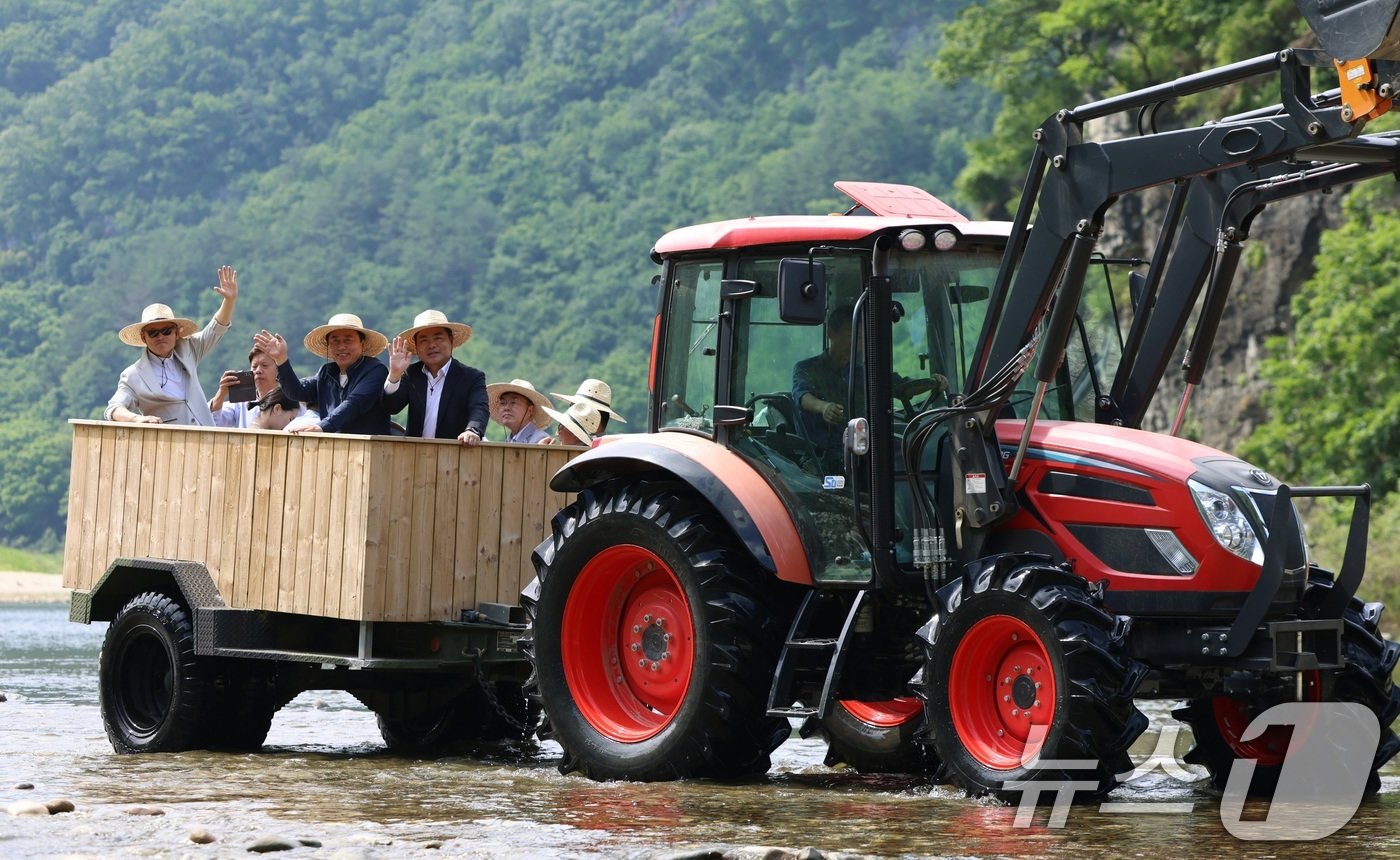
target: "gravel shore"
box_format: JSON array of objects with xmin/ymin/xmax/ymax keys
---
[{"xmin": 0, "ymin": 571, "xmax": 68, "ymax": 603}]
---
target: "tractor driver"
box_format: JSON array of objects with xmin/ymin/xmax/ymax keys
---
[{"xmin": 793, "ymin": 303, "xmax": 945, "ymax": 471}]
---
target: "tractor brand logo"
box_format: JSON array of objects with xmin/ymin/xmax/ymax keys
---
[
  {"xmin": 1007, "ymin": 702, "xmax": 1378, "ymax": 839},
  {"xmin": 1249, "ymin": 469, "xmax": 1273, "ymax": 486}
]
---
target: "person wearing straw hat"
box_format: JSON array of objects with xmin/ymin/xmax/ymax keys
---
[
  {"xmin": 550, "ymin": 378, "xmax": 626, "ymax": 435},
  {"xmin": 252, "ymin": 313, "xmax": 391, "ymax": 435},
  {"xmin": 487, "ymin": 379, "xmax": 553, "ymax": 444},
  {"xmin": 542, "ymin": 400, "xmax": 603, "ymax": 447},
  {"xmin": 382, "ymin": 310, "xmax": 489, "ymax": 445},
  {"xmin": 105, "ymin": 265, "xmax": 240, "ymax": 425}
]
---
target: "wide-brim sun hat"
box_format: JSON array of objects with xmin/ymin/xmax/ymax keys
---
[
  {"xmin": 304, "ymin": 313, "xmax": 388, "ymax": 359},
  {"xmin": 551, "ymin": 377, "xmax": 627, "ymax": 423},
  {"xmin": 118, "ymin": 303, "xmax": 199, "ymax": 347},
  {"xmin": 487, "ymin": 378, "xmax": 553, "ymax": 429},
  {"xmin": 542, "ymin": 401, "xmax": 603, "ymax": 446},
  {"xmin": 397, "ymin": 309, "xmax": 472, "ymax": 353}
]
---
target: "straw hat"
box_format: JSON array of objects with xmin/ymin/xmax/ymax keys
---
[
  {"xmin": 304, "ymin": 313, "xmax": 388, "ymax": 359},
  {"xmin": 551, "ymin": 378, "xmax": 627, "ymax": 423},
  {"xmin": 542, "ymin": 401, "xmax": 603, "ymax": 446},
  {"xmin": 397, "ymin": 309, "xmax": 473, "ymax": 353},
  {"xmin": 487, "ymin": 379, "xmax": 553, "ymax": 428},
  {"xmin": 118, "ymin": 303, "xmax": 198, "ymax": 347}
]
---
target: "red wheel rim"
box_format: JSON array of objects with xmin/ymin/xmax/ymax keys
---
[
  {"xmin": 840, "ymin": 698, "xmax": 923, "ymax": 728},
  {"xmin": 1210, "ymin": 671, "xmax": 1322, "ymax": 766},
  {"xmin": 561, "ymin": 545, "xmax": 695, "ymax": 742},
  {"xmin": 948, "ymin": 614, "xmax": 1057, "ymax": 770}
]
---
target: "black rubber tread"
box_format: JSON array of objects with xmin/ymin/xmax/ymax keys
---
[
  {"xmin": 919, "ymin": 560, "xmax": 1148, "ymax": 801},
  {"xmin": 804, "ymin": 701, "xmax": 936, "ymax": 773},
  {"xmin": 1176, "ymin": 569, "xmax": 1400, "ymax": 796},
  {"xmin": 523, "ymin": 480, "xmax": 797, "ymax": 781},
  {"xmin": 371, "ymin": 679, "xmax": 537, "ymax": 755},
  {"xmin": 207, "ymin": 659, "xmax": 279, "ymax": 751},
  {"xmin": 99, "ymin": 591, "xmax": 214, "ymax": 754}
]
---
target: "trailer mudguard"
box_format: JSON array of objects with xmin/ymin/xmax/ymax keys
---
[
  {"xmin": 549, "ymin": 432, "xmax": 814, "ymax": 585},
  {"xmin": 70, "ymin": 557, "xmax": 223, "ymax": 624}
]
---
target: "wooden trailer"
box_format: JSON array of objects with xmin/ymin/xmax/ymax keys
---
[{"xmin": 62, "ymin": 420, "xmax": 580, "ymax": 755}]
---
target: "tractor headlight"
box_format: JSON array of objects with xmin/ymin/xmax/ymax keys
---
[{"xmin": 1189, "ymin": 478, "xmax": 1264, "ymax": 565}]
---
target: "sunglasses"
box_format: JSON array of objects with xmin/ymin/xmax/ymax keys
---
[{"xmin": 144, "ymin": 325, "xmax": 177, "ymax": 338}]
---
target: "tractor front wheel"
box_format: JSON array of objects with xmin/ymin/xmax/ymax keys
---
[
  {"xmin": 921, "ymin": 561, "xmax": 1147, "ymax": 800},
  {"xmin": 808, "ymin": 698, "xmax": 935, "ymax": 773},
  {"xmin": 525, "ymin": 481, "xmax": 794, "ymax": 781}
]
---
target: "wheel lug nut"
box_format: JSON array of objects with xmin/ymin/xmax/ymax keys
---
[
  {"xmin": 662, "ymin": 652, "xmax": 670, "ymax": 661},
  {"xmin": 643, "ymin": 614, "xmax": 653, "ymax": 623},
  {"xmin": 630, "ymin": 643, "xmax": 640, "ymax": 652},
  {"xmin": 1003, "ymin": 695, "xmax": 1010, "ymax": 702},
  {"xmin": 655, "ymin": 617, "xmax": 665, "ymax": 627},
  {"xmin": 1011, "ymin": 709, "xmax": 1019, "ymax": 717},
  {"xmin": 638, "ymin": 659, "xmax": 646, "ymax": 668},
  {"xmin": 662, "ymin": 632, "xmax": 672, "ymax": 642},
  {"xmin": 632, "ymin": 625, "xmax": 641, "ymax": 634}
]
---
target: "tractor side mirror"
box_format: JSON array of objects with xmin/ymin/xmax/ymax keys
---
[{"xmin": 778, "ymin": 258, "xmax": 826, "ymax": 324}]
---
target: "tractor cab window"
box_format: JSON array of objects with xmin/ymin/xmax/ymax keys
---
[
  {"xmin": 728, "ymin": 253, "xmax": 872, "ymax": 583},
  {"xmin": 657, "ymin": 260, "xmax": 723, "ymax": 433}
]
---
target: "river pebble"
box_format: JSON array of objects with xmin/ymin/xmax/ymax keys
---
[
  {"xmin": 190, "ymin": 828, "xmax": 217, "ymax": 844},
  {"xmin": 44, "ymin": 798, "xmax": 74, "ymax": 814},
  {"xmin": 14, "ymin": 782, "xmax": 34, "ymax": 790},
  {"xmin": 125, "ymin": 806, "xmax": 165, "ymax": 816},
  {"xmin": 6, "ymin": 800, "xmax": 50, "ymax": 817},
  {"xmin": 298, "ymin": 838, "xmax": 323, "ymax": 847},
  {"xmin": 247, "ymin": 835, "xmax": 298, "ymax": 852},
  {"xmin": 1, "ymin": 690, "xmax": 9, "ymax": 702}
]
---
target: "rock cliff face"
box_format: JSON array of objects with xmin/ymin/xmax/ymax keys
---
[{"xmin": 1101, "ymin": 188, "xmax": 1345, "ymax": 454}]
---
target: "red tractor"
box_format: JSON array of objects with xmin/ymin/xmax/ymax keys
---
[{"xmin": 523, "ymin": 0, "xmax": 1400, "ymax": 798}]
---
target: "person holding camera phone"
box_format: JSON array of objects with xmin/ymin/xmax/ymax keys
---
[
  {"xmin": 106, "ymin": 265, "xmax": 239, "ymax": 425},
  {"xmin": 210, "ymin": 342, "xmax": 319, "ymax": 429}
]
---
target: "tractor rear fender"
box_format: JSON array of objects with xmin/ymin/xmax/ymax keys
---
[
  {"xmin": 550, "ymin": 433, "xmax": 814, "ymax": 585},
  {"xmin": 70, "ymin": 558, "xmax": 224, "ymax": 625}
]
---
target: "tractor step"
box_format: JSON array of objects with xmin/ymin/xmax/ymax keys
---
[{"xmin": 767, "ymin": 705, "xmax": 818, "ymax": 718}]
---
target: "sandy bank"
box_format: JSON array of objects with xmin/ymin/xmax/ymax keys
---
[{"xmin": 0, "ymin": 571, "xmax": 69, "ymax": 604}]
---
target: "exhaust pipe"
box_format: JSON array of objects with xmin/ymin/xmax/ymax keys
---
[{"xmin": 1298, "ymin": 0, "xmax": 1400, "ymax": 60}]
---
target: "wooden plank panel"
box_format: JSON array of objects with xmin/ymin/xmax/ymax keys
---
[
  {"xmin": 383, "ymin": 442, "xmax": 417, "ymax": 622},
  {"xmin": 452, "ymin": 444, "xmax": 483, "ymax": 615},
  {"xmin": 119, "ymin": 428, "xmax": 146, "ymax": 558},
  {"xmin": 177, "ymin": 432, "xmax": 211, "ymax": 563},
  {"xmin": 339, "ymin": 441, "xmax": 368, "ymax": 620},
  {"xmin": 513, "ymin": 445, "xmax": 550, "ymax": 604},
  {"xmin": 306, "ymin": 437, "xmax": 333, "ymax": 616},
  {"xmin": 320, "ymin": 438, "xmax": 350, "ymax": 618},
  {"xmin": 103, "ymin": 427, "xmax": 131, "ymax": 569},
  {"xmin": 406, "ymin": 444, "xmax": 437, "ymax": 622},
  {"xmin": 61, "ymin": 424, "xmax": 92, "ymax": 590},
  {"xmin": 494, "ymin": 446, "xmax": 527, "ymax": 606},
  {"xmin": 203, "ymin": 433, "xmax": 228, "ymax": 597},
  {"xmin": 361, "ymin": 443, "xmax": 390, "ymax": 620},
  {"xmin": 277, "ymin": 436, "xmax": 304, "ymax": 614},
  {"xmin": 473, "ymin": 445, "xmax": 505, "ymax": 610},
  {"xmin": 133, "ymin": 427, "xmax": 158, "ymax": 559},
  {"xmin": 429, "ymin": 444, "xmax": 460, "ymax": 621},
  {"xmin": 154, "ymin": 428, "xmax": 186, "ymax": 559},
  {"xmin": 222, "ymin": 433, "xmax": 248, "ymax": 607},
  {"xmin": 292, "ymin": 436, "xmax": 319, "ymax": 615},
  {"xmin": 255, "ymin": 434, "xmax": 285, "ymax": 613},
  {"xmin": 91, "ymin": 426, "xmax": 117, "ymax": 578}
]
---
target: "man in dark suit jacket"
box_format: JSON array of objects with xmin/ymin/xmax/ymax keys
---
[{"xmin": 382, "ymin": 309, "xmax": 489, "ymax": 444}]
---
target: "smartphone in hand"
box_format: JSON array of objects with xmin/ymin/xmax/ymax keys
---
[{"xmin": 227, "ymin": 369, "xmax": 258, "ymax": 403}]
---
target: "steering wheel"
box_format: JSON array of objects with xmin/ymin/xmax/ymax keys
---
[{"xmin": 893, "ymin": 375, "xmax": 948, "ymax": 421}]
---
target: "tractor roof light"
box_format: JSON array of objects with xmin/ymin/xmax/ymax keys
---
[
  {"xmin": 1188, "ymin": 478, "xmax": 1264, "ymax": 565},
  {"xmin": 932, "ymin": 229, "xmax": 959, "ymax": 251},
  {"xmin": 898, "ymin": 229, "xmax": 927, "ymax": 251}
]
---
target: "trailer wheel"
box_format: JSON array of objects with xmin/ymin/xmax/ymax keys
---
[
  {"xmin": 810, "ymin": 698, "xmax": 935, "ymax": 773},
  {"xmin": 920, "ymin": 562, "xmax": 1147, "ymax": 800},
  {"xmin": 1176, "ymin": 569, "xmax": 1400, "ymax": 796},
  {"xmin": 209, "ymin": 660, "xmax": 279, "ymax": 751},
  {"xmin": 526, "ymin": 481, "xmax": 795, "ymax": 781},
  {"xmin": 377, "ymin": 680, "xmax": 538, "ymax": 755},
  {"xmin": 99, "ymin": 591, "xmax": 214, "ymax": 753}
]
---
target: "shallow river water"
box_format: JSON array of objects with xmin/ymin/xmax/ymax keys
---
[{"xmin": 4, "ymin": 602, "xmax": 1400, "ymax": 859}]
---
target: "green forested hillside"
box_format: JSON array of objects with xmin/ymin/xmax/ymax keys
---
[{"xmin": 0, "ymin": 0, "xmax": 988, "ymax": 547}]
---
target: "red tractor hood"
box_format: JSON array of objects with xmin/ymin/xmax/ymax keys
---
[{"xmin": 993, "ymin": 419, "xmax": 1237, "ymax": 484}]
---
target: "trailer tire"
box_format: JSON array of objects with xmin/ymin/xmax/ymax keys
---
[
  {"xmin": 526, "ymin": 481, "xmax": 794, "ymax": 781},
  {"xmin": 920, "ymin": 561, "xmax": 1147, "ymax": 800},
  {"xmin": 808, "ymin": 698, "xmax": 935, "ymax": 773},
  {"xmin": 377, "ymin": 680, "xmax": 537, "ymax": 755},
  {"xmin": 1176, "ymin": 570, "xmax": 1400, "ymax": 797},
  {"xmin": 99, "ymin": 591, "xmax": 214, "ymax": 754},
  {"xmin": 209, "ymin": 660, "xmax": 279, "ymax": 751}
]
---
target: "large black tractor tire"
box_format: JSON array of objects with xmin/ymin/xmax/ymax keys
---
[
  {"xmin": 804, "ymin": 698, "xmax": 936, "ymax": 774},
  {"xmin": 99, "ymin": 591, "xmax": 215, "ymax": 754},
  {"xmin": 376, "ymin": 680, "xmax": 539, "ymax": 755},
  {"xmin": 1175, "ymin": 569, "xmax": 1400, "ymax": 797},
  {"xmin": 919, "ymin": 560, "xmax": 1148, "ymax": 801},
  {"xmin": 208, "ymin": 659, "xmax": 280, "ymax": 751},
  {"xmin": 524, "ymin": 480, "xmax": 796, "ymax": 781}
]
